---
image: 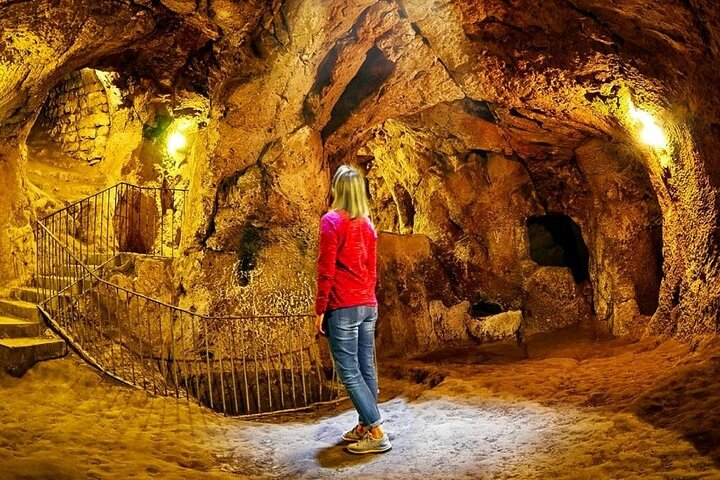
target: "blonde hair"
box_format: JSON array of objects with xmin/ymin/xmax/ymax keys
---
[{"xmin": 331, "ymin": 165, "xmax": 370, "ymax": 219}]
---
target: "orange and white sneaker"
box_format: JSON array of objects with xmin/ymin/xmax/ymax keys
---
[
  {"xmin": 346, "ymin": 432, "xmax": 392, "ymax": 454},
  {"xmin": 342, "ymin": 424, "xmax": 366, "ymax": 442}
]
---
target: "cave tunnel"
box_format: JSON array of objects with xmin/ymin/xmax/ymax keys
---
[
  {"xmin": 2, "ymin": 1, "xmax": 720, "ymax": 478},
  {"xmin": 526, "ymin": 214, "xmax": 590, "ymax": 284}
]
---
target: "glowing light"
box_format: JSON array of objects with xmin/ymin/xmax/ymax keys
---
[
  {"xmin": 628, "ymin": 104, "xmax": 668, "ymax": 149},
  {"xmin": 167, "ymin": 131, "xmax": 187, "ymax": 154},
  {"xmin": 166, "ymin": 118, "xmax": 194, "ymax": 159}
]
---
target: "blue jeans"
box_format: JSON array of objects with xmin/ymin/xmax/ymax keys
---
[{"xmin": 326, "ymin": 306, "xmax": 382, "ymax": 428}]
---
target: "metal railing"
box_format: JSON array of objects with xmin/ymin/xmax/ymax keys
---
[
  {"xmin": 37, "ymin": 182, "xmax": 188, "ymax": 272},
  {"xmin": 35, "ymin": 183, "xmax": 341, "ymax": 416}
]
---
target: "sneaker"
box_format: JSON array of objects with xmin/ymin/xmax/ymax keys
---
[
  {"xmin": 342, "ymin": 425, "xmax": 366, "ymax": 442},
  {"xmin": 346, "ymin": 432, "xmax": 392, "ymax": 454}
]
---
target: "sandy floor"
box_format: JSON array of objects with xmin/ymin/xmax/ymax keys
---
[{"xmin": 2, "ymin": 331, "xmax": 720, "ymax": 479}]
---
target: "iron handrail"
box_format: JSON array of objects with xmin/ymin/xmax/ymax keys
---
[
  {"xmin": 35, "ymin": 182, "xmax": 341, "ymax": 416},
  {"xmin": 37, "ymin": 181, "xmax": 188, "ymax": 223},
  {"xmin": 37, "ymin": 223, "xmax": 313, "ymax": 322}
]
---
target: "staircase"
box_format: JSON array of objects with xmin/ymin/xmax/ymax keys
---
[
  {"xmin": 0, "ymin": 254, "xmax": 113, "ymax": 376},
  {"xmin": 0, "ymin": 254, "xmax": 116, "ymax": 376},
  {"xmin": 0, "ymin": 287, "xmax": 66, "ymax": 376},
  {"xmin": 23, "ymin": 182, "xmax": 341, "ymax": 416}
]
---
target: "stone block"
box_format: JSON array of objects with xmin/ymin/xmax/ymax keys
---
[
  {"xmin": 78, "ymin": 112, "xmax": 108, "ymax": 129},
  {"xmin": 87, "ymin": 91, "xmax": 106, "ymax": 106},
  {"xmin": 0, "ymin": 299, "xmax": 40, "ymax": 321},
  {"xmin": 465, "ymin": 310, "xmax": 523, "ymax": 342},
  {"xmin": 0, "ymin": 338, "xmax": 67, "ymax": 377},
  {"xmin": 0, "ymin": 318, "xmax": 44, "ymax": 338},
  {"xmin": 77, "ymin": 127, "xmax": 97, "ymax": 139},
  {"xmin": 522, "ymin": 266, "xmax": 592, "ymax": 332}
]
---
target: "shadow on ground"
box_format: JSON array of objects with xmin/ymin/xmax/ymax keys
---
[
  {"xmin": 315, "ymin": 440, "xmax": 380, "ymax": 469},
  {"xmin": 631, "ymin": 353, "xmax": 720, "ymax": 466}
]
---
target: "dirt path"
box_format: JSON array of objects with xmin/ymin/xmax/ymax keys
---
[{"xmin": 1, "ymin": 334, "xmax": 720, "ymax": 479}]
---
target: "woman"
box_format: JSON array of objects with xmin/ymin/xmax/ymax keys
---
[{"xmin": 315, "ymin": 165, "xmax": 391, "ymax": 455}]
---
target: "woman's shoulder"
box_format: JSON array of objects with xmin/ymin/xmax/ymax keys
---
[
  {"xmin": 364, "ymin": 218, "xmax": 378, "ymax": 237},
  {"xmin": 321, "ymin": 210, "xmax": 346, "ymax": 229},
  {"xmin": 323, "ymin": 210, "xmax": 375, "ymax": 228},
  {"xmin": 322, "ymin": 210, "xmax": 344, "ymax": 221}
]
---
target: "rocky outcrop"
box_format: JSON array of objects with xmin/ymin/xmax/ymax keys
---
[
  {"xmin": 0, "ymin": 126, "xmax": 36, "ymax": 287},
  {"xmin": 465, "ymin": 310, "xmax": 523, "ymax": 344},
  {"xmin": 375, "ymin": 233, "xmax": 464, "ymax": 357}
]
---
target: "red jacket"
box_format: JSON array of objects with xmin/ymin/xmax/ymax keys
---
[{"xmin": 314, "ymin": 210, "xmax": 378, "ymax": 315}]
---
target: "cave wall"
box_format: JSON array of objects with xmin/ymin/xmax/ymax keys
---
[
  {"xmin": 387, "ymin": 0, "xmax": 720, "ymax": 342},
  {"xmin": 2, "ymin": 0, "xmax": 720, "ymax": 348},
  {"xmin": 175, "ymin": 1, "xmax": 383, "ymax": 315},
  {"xmin": 0, "ymin": 123, "xmax": 37, "ymax": 286},
  {"xmin": 575, "ymin": 139, "xmax": 664, "ymax": 335}
]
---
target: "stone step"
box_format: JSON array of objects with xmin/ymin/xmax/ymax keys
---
[
  {"xmin": 0, "ymin": 337, "xmax": 67, "ymax": 376},
  {"xmin": 56, "ymin": 264, "xmax": 91, "ymax": 276},
  {"xmin": 43, "ymin": 255, "xmax": 123, "ymax": 277},
  {"xmin": 0, "ymin": 298, "xmax": 40, "ymax": 322},
  {"xmin": 36, "ymin": 275, "xmax": 91, "ymax": 292},
  {"xmin": 84, "ymin": 252, "xmax": 115, "ymax": 266},
  {"xmin": 10, "ymin": 286, "xmax": 50, "ymax": 304},
  {"xmin": 0, "ymin": 316, "xmax": 44, "ymax": 338},
  {"xmin": 9, "ymin": 288, "xmax": 74, "ymax": 315}
]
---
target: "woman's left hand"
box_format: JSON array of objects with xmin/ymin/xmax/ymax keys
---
[{"xmin": 315, "ymin": 313, "xmax": 326, "ymax": 337}]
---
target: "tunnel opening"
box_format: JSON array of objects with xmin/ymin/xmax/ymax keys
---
[
  {"xmin": 392, "ymin": 183, "xmax": 415, "ymax": 234},
  {"xmin": 470, "ymin": 300, "xmax": 504, "ymax": 318},
  {"xmin": 526, "ymin": 214, "xmax": 590, "ymax": 284},
  {"xmin": 22, "ymin": 68, "xmax": 128, "ymax": 208},
  {"xmin": 321, "ymin": 46, "xmax": 395, "ymax": 139},
  {"xmin": 636, "ymin": 220, "xmax": 663, "ymax": 316}
]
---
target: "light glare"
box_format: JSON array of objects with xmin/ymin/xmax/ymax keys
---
[
  {"xmin": 628, "ymin": 105, "xmax": 668, "ymax": 149},
  {"xmin": 167, "ymin": 131, "xmax": 187, "ymax": 154}
]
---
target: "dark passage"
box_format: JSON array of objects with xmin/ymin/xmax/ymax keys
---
[
  {"xmin": 526, "ymin": 214, "xmax": 589, "ymax": 283},
  {"xmin": 470, "ymin": 300, "xmax": 504, "ymax": 318},
  {"xmin": 321, "ymin": 46, "xmax": 395, "ymax": 139}
]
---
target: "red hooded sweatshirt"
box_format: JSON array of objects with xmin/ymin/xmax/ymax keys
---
[{"xmin": 314, "ymin": 209, "xmax": 378, "ymax": 315}]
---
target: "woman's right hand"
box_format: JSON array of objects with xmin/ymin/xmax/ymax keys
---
[{"xmin": 315, "ymin": 313, "xmax": 326, "ymax": 337}]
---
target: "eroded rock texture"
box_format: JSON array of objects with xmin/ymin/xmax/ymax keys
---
[{"xmin": 3, "ymin": 0, "xmax": 720, "ymax": 355}]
